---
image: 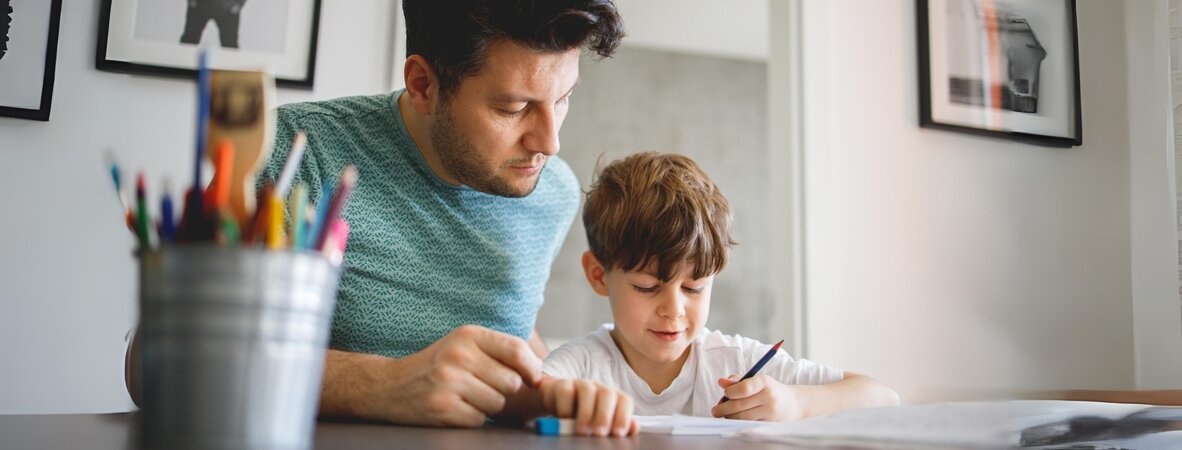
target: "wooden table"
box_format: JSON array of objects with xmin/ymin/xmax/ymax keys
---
[{"xmin": 0, "ymin": 412, "xmax": 801, "ymax": 449}]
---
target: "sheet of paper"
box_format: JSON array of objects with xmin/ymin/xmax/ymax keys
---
[
  {"xmin": 732, "ymin": 401, "xmax": 1154, "ymax": 449},
  {"xmin": 635, "ymin": 414, "xmax": 767, "ymax": 436}
]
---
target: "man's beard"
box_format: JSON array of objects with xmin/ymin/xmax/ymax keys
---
[{"xmin": 429, "ymin": 105, "xmax": 546, "ymax": 198}]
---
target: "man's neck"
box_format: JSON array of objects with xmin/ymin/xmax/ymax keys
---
[
  {"xmin": 396, "ymin": 91, "xmax": 459, "ymax": 186},
  {"xmin": 609, "ymin": 329, "xmax": 691, "ymax": 395}
]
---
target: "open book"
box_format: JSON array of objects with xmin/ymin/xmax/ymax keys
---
[{"xmin": 731, "ymin": 401, "xmax": 1182, "ymax": 449}]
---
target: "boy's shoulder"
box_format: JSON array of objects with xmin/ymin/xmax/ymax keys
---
[
  {"xmin": 548, "ymin": 324, "xmax": 618, "ymax": 360},
  {"xmin": 696, "ymin": 329, "xmax": 796, "ymax": 366}
]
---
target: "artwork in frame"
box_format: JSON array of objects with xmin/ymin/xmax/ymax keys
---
[
  {"xmin": 917, "ymin": 0, "xmax": 1082, "ymax": 147},
  {"xmin": 0, "ymin": 0, "xmax": 62, "ymax": 121},
  {"xmin": 97, "ymin": 0, "xmax": 321, "ymax": 89}
]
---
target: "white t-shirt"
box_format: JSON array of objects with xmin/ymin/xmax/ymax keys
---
[{"xmin": 543, "ymin": 324, "xmax": 844, "ymax": 417}]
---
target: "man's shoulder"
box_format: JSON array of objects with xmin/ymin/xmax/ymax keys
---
[{"xmin": 276, "ymin": 93, "xmax": 394, "ymax": 128}]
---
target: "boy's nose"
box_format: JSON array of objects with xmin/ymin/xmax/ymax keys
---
[{"xmin": 656, "ymin": 292, "xmax": 687, "ymax": 319}]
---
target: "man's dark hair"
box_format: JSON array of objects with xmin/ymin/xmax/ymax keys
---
[{"xmin": 403, "ymin": 0, "xmax": 624, "ymax": 99}]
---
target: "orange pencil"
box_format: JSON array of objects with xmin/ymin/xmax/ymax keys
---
[{"xmin": 205, "ymin": 140, "xmax": 235, "ymax": 216}]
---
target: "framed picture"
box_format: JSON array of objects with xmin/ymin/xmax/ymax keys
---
[
  {"xmin": 96, "ymin": 0, "xmax": 321, "ymax": 89},
  {"xmin": 0, "ymin": 0, "xmax": 62, "ymax": 121},
  {"xmin": 917, "ymin": 0, "xmax": 1081, "ymax": 147}
]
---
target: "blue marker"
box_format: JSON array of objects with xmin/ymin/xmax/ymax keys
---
[
  {"xmin": 304, "ymin": 180, "xmax": 335, "ymax": 249},
  {"xmin": 533, "ymin": 417, "xmax": 575, "ymax": 436}
]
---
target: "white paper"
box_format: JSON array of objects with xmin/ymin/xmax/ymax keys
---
[
  {"xmin": 732, "ymin": 401, "xmax": 1154, "ymax": 449},
  {"xmin": 635, "ymin": 414, "xmax": 767, "ymax": 436}
]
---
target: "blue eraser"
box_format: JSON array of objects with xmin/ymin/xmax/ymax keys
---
[{"xmin": 533, "ymin": 417, "xmax": 575, "ymax": 436}]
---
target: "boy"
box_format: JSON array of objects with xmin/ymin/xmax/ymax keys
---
[{"xmin": 544, "ymin": 152, "xmax": 900, "ymax": 420}]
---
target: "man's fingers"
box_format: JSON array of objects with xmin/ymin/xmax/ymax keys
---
[
  {"xmin": 452, "ymin": 370, "xmax": 509, "ymax": 416},
  {"xmin": 465, "ymin": 350, "xmax": 526, "ymax": 396},
  {"xmin": 465, "ymin": 326, "xmax": 544, "ymax": 387},
  {"xmin": 423, "ymin": 391, "xmax": 488, "ymax": 428}
]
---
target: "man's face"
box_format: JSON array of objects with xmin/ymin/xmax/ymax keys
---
[{"xmin": 428, "ymin": 39, "xmax": 581, "ymax": 198}]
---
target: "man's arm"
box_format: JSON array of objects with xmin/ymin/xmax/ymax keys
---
[
  {"xmin": 313, "ymin": 325, "xmax": 547, "ymax": 426},
  {"xmin": 126, "ymin": 324, "xmax": 544, "ymax": 427}
]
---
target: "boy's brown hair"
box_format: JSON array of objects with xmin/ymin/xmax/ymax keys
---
[{"xmin": 583, "ymin": 152, "xmax": 736, "ymax": 282}]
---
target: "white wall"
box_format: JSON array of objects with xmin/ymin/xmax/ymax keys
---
[
  {"xmin": 0, "ymin": 0, "xmax": 396, "ymax": 414},
  {"xmin": 614, "ymin": 0, "xmax": 768, "ymax": 61},
  {"xmin": 1128, "ymin": 0, "xmax": 1182, "ymax": 389},
  {"xmin": 784, "ymin": 0, "xmax": 1144, "ymax": 403}
]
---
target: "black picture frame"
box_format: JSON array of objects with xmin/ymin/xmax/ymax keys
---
[
  {"xmin": 0, "ymin": 0, "xmax": 62, "ymax": 121},
  {"xmin": 96, "ymin": 0, "xmax": 321, "ymax": 89},
  {"xmin": 917, "ymin": 0, "xmax": 1082, "ymax": 147}
]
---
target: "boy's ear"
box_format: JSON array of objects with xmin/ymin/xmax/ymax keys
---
[
  {"xmin": 581, "ymin": 251, "xmax": 610, "ymax": 296},
  {"xmin": 403, "ymin": 55, "xmax": 439, "ymax": 115}
]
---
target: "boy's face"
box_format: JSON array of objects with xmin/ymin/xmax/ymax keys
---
[{"xmin": 581, "ymin": 252, "xmax": 714, "ymax": 365}]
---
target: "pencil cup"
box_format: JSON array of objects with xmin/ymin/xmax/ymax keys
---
[{"xmin": 137, "ymin": 245, "xmax": 341, "ymax": 450}]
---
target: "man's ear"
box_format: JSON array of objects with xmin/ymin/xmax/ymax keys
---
[
  {"xmin": 581, "ymin": 251, "xmax": 610, "ymax": 296},
  {"xmin": 403, "ymin": 55, "xmax": 439, "ymax": 115}
]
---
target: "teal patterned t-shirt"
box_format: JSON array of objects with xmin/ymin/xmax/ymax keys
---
[{"xmin": 260, "ymin": 91, "xmax": 580, "ymax": 358}]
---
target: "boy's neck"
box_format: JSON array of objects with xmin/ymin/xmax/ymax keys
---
[{"xmin": 608, "ymin": 328, "xmax": 692, "ymax": 395}]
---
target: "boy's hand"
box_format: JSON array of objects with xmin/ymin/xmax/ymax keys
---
[
  {"xmin": 711, "ymin": 374, "xmax": 806, "ymax": 422},
  {"xmin": 539, "ymin": 377, "xmax": 638, "ymax": 437}
]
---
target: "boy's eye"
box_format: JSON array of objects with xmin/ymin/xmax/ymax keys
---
[
  {"xmin": 632, "ymin": 285, "xmax": 659, "ymax": 294},
  {"xmin": 683, "ymin": 286, "xmax": 704, "ymax": 294}
]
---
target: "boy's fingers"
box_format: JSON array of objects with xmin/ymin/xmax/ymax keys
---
[
  {"xmin": 712, "ymin": 393, "xmax": 761, "ymax": 418},
  {"xmin": 723, "ymin": 375, "xmax": 766, "ymax": 400},
  {"xmin": 574, "ymin": 381, "xmax": 596, "ymax": 434},
  {"xmin": 552, "ymin": 379, "xmax": 576, "ymax": 418},
  {"xmin": 612, "ymin": 395, "xmax": 634, "ymax": 437},
  {"xmin": 725, "ymin": 404, "xmax": 773, "ymax": 421},
  {"xmin": 591, "ymin": 388, "xmax": 617, "ymax": 436}
]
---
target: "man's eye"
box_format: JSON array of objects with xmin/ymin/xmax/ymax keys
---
[
  {"xmin": 499, "ymin": 108, "xmax": 525, "ymax": 117},
  {"xmin": 632, "ymin": 285, "xmax": 659, "ymax": 294}
]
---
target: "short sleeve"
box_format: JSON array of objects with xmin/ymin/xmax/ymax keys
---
[
  {"xmin": 742, "ymin": 339, "xmax": 843, "ymax": 386},
  {"xmin": 542, "ymin": 340, "xmax": 592, "ymax": 380}
]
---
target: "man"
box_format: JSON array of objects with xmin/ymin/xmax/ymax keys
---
[{"xmin": 258, "ymin": 0, "xmax": 624, "ymax": 428}]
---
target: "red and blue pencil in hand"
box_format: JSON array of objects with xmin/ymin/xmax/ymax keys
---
[{"xmin": 718, "ymin": 339, "xmax": 784, "ymax": 404}]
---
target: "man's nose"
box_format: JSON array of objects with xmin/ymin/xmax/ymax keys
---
[{"xmin": 522, "ymin": 106, "xmax": 560, "ymax": 156}]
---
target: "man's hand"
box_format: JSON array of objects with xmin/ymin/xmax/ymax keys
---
[
  {"xmin": 326, "ymin": 325, "xmax": 542, "ymax": 427},
  {"xmin": 540, "ymin": 377, "xmax": 637, "ymax": 437},
  {"xmin": 710, "ymin": 374, "xmax": 806, "ymax": 422}
]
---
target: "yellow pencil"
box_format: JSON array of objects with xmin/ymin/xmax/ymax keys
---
[{"xmin": 266, "ymin": 194, "xmax": 286, "ymax": 249}]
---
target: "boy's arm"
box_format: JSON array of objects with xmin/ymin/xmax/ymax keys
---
[
  {"xmin": 787, "ymin": 371, "xmax": 900, "ymax": 418},
  {"xmin": 713, "ymin": 371, "xmax": 899, "ymax": 421}
]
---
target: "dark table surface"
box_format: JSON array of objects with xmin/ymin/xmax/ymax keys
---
[{"xmin": 0, "ymin": 412, "xmax": 804, "ymax": 449}]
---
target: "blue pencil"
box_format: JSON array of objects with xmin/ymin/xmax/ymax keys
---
[{"xmin": 719, "ymin": 339, "xmax": 784, "ymax": 403}]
